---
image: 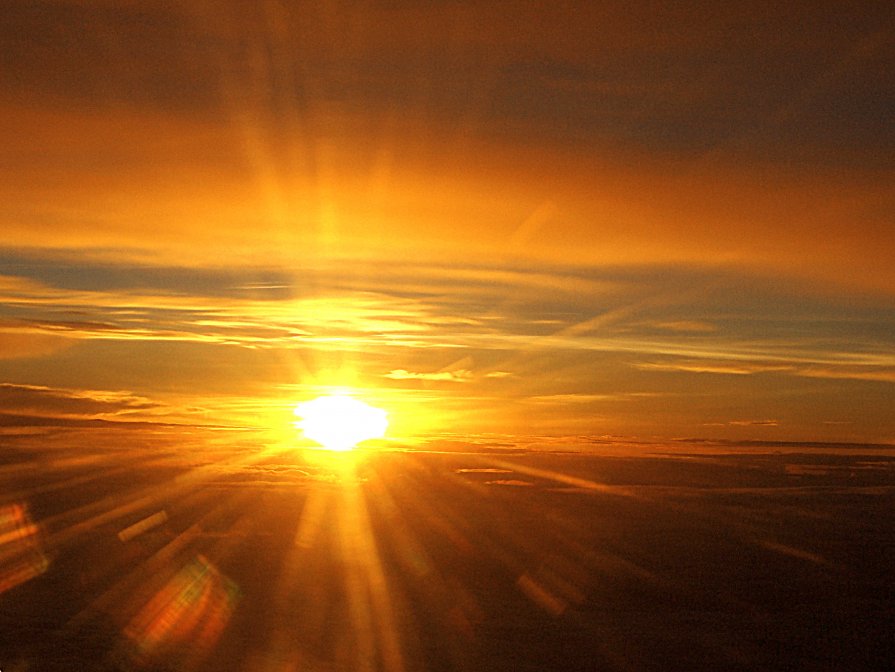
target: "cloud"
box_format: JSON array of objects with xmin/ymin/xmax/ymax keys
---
[
  {"xmin": 0, "ymin": 330, "xmax": 73, "ymax": 359},
  {"xmin": 798, "ymin": 367, "xmax": 895, "ymax": 384},
  {"xmin": 0, "ymin": 270, "xmax": 451, "ymax": 352},
  {"xmin": 637, "ymin": 361, "xmax": 796, "ymax": 375},
  {"xmin": 1, "ymin": 248, "xmax": 892, "ymax": 442},
  {"xmin": 455, "ymin": 468, "xmax": 513, "ymax": 474},
  {"xmin": 384, "ymin": 369, "xmax": 474, "ymax": 382},
  {"xmin": 0, "ymin": 383, "xmax": 160, "ymax": 419},
  {"xmin": 485, "ymin": 479, "xmax": 534, "ymax": 487},
  {"xmin": 1, "ymin": 2, "xmax": 894, "ymax": 292},
  {"xmin": 527, "ymin": 394, "xmax": 630, "ymax": 405},
  {"xmin": 652, "ymin": 320, "xmax": 717, "ymax": 333},
  {"xmin": 636, "ymin": 358, "xmax": 895, "ymax": 385}
]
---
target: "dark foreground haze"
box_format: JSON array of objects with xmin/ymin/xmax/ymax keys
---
[{"xmin": 2, "ymin": 438, "xmax": 894, "ymax": 672}]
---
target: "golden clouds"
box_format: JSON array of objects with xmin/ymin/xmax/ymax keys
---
[
  {"xmin": 0, "ymin": 383, "xmax": 158, "ymax": 420},
  {"xmin": 0, "ymin": 331, "xmax": 72, "ymax": 360},
  {"xmin": 385, "ymin": 370, "xmax": 474, "ymax": 383},
  {"xmin": 2, "ymin": 1, "xmax": 893, "ymax": 290},
  {"xmin": 3, "ymin": 93, "xmax": 892, "ymax": 293},
  {"xmin": 1, "ymin": 252, "xmax": 893, "ymax": 443}
]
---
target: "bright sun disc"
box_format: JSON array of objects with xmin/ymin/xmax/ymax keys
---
[{"xmin": 294, "ymin": 395, "xmax": 388, "ymax": 451}]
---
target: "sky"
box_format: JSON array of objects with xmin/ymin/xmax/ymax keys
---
[{"xmin": 1, "ymin": 0, "xmax": 894, "ymax": 447}]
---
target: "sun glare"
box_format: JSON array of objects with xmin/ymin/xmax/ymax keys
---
[{"xmin": 294, "ymin": 395, "xmax": 388, "ymax": 451}]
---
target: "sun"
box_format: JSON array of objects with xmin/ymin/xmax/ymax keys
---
[{"xmin": 293, "ymin": 395, "xmax": 388, "ymax": 452}]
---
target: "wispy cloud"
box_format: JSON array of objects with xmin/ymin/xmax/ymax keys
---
[
  {"xmin": 384, "ymin": 369, "xmax": 474, "ymax": 383},
  {"xmin": 0, "ymin": 272, "xmax": 454, "ymax": 352},
  {"xmin": 636, "ymin": 361, "xmax": 794, "ymax": 375},
  {"xmin": 798, "ymin": 367, "xmax": 895, "ymax": 383},
  {"xmin": 0, "ymin": 329, "xmax": 73, "ymax": 359},
  {"xmin": 636, "ymin": 358, "xmax": 895, "ymax": 384},
  {"xmin": 526, "ymin": 393, "xmax": 661, "ymax": 405},
  {"xmin": 0, "ymin": 383, "xmax": 161, "ymax": 420},
  {"xmin": 1, "ymin": 251, "xmax": 893, "ymax": 442},
  {"xmin": 651, "ymin": 320, "xmax": 717, "ymax": 333}
]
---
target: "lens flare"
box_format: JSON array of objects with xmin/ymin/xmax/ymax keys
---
[
  {"xmin": 0, "ymin": 503, "xmax": 48, "ymax": 595},
  {"xmin": 294, "ymin": 395, "xmax": 388, "ymax": 451}
]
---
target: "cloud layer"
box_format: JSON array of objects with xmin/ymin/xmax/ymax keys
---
[{"xmin": 0, "ymin": 1, "xmax": 893, "ymax": 444}]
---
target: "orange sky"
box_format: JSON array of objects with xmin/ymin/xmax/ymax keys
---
[{"xmin": 1, "ymin": 1, "xmax": 894, "ymax": 446}]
